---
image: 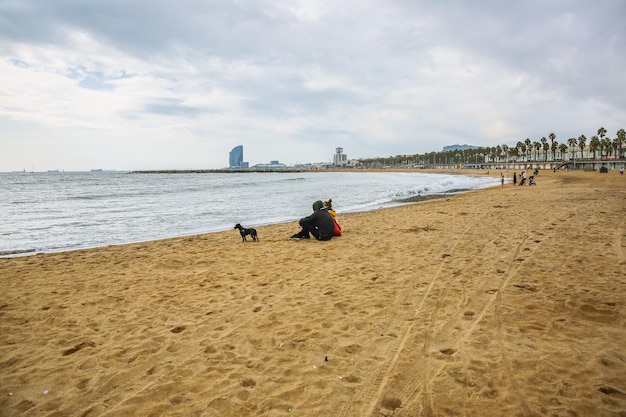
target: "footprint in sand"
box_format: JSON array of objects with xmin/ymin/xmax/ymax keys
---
[
  {"xmin": 381, "ymin": 397, "xmax": 402, "ymax": 411},
  {"xmin": 579, "ymin": 304, "xmax": 616, "ymax": 323},
  {"xmin": 62, "ymin": 341, "xmax": 96, "ymax": 356},
  {"xmin": 170, "ymin": 325, "xmax": 186, "ymax": 333},
  {"xmin": 241, "ymin": 378, "xmax": 256, "ymax": 387},
  {"xmin": 597, "ymin": 385, "xmax": 626, "ymax": 397}
]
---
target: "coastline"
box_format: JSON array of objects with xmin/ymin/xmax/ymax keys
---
[
  {"xmin": 1, "ymin": 170, "xmax": 624, "ymax": 416},
  {"xmin": 1, "ymin": 170, "xmax": 497, "ymax": 258}
]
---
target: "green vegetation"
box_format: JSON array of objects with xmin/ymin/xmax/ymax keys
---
[{"xmin": 357, "ymin": 127, "xmax": 625, "ymax": 169}]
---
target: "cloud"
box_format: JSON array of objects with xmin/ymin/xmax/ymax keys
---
[{"xmin": 0, "ymin": 0, "xmax": 624, "ymax": 171}]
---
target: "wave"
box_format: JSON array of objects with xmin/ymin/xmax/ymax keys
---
[
  {"xmin": 0, "ymin": 171, "xmax": 498, "ymax": 257},
  {"xmin": 0, "ymin": 248, "xmax": 36, "ymax": 256}
]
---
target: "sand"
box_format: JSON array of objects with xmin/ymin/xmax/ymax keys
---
[{"xmin": 1, "ymin": 170, "xmax": 625, "ymax": 417}]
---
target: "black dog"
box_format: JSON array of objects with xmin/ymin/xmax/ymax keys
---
[{"xmin": 234, "ymin": 223, "xmax": 258, "ymax": 242}]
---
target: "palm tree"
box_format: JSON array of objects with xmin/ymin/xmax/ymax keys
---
[
  {"xmin": 567, "ymin": 137, "xmax": 577, "ymax": 160},
  {"xmin": 549, "ymin": 132, "xmax": 556, "ymax": 160},
  {"xmin": 490, "ymin": 147, "xmax": 497, "ymax": 163},
  {"xmin": 533, "ymin": 141, "xmax": 541, "ymax": 161},
  {"xmin": 598, "ymin": 127, "xmax": 607, "ymax": 142},
  {"xmin": 551, "ymin": 140, "xmax": 559, "ymax": 161},
  {"xmin": 613, "ymin": 138, "xmax": 621, "ymax": 159},
  {"xmin": 510, "ymin": 146, "xmax": 519, "ymax": 165},
  {"xmin": 524, "ymin": 138, "xmax": 531, "ymax": 161},
  {"xmin": 578, "ymin": 135, "xmax": 587, "ymax": 159},
  {"xmin": 559, "ymin": 143, "xmax": 567, "ymax": 160},
  {"xmin": 616, "ymin": 129, "xmax": 625, "ymax": 158},
  {"xmin": 517, "ymin": 141, "xmax": 526, "ymax": 164},
  {"xmin": 540, "ymin": 137, "xmax": 548, "ymax": 161},
  {"xmin": 601, "ymin": 138, "xmax": 612, "ymax": 159},
  {"xmin": 589, "ymin": 136, "xmax": 601, "ymax": 159}
]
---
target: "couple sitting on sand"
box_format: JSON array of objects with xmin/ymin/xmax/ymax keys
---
[{"xmin": 290, "ymin": 199, "xmax": 342, "ymax": 241}]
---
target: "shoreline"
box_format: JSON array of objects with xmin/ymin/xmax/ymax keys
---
[
  {"xmin": 1, "ymin": 170, "xmax": 624, "ymax": 416},
  {"xmin": 1, "ymin": 171, "xmax": 497, "ymax": 258},
  {"xmin": 0, "ymin": 190, "xmax": 472, "ymax": 258}
]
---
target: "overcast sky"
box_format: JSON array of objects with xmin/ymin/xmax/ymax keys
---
[{"xmin": 1, "ymin": 0, "xmax": 624, "ymax": 171}]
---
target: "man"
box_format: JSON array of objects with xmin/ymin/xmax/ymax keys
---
[{"xmin": 290, "ymin": 200, "xmax": 335, "ymax": 241}]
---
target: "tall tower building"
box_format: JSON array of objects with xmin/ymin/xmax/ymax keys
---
[
  {"xmin": 333, "ymin": 147, "xmax": 347, "ymax": 166},
  {"xmin": 229, "ymin": 145, "xmax": 243, "ymax": 167}
]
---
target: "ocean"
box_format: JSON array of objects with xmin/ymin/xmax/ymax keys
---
[{"xmin": 0, "ymin": 171, "xmax": 498, "ymax": 256}]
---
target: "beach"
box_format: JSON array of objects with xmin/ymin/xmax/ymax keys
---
[{"xmin": 1, "ymin": 170, "xmax": 625, "ymax": 417}]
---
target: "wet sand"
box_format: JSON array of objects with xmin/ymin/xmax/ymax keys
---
[{"xmin": 1, "ymin": 169, "xmax": 625, "ymax": 417}]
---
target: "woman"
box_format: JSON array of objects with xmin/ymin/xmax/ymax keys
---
[{"xmin": 324, "ymin": 199, "xmax": 342, "ymax": 237}]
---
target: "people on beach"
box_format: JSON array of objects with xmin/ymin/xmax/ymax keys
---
[
  {"xmin": 501, "ymin": 173, "xmax": 504, "ymax": 187},
  {"xmin": 290, "ymin": 200, "xmax": 335, "ymax": 241},
  {"xmin": 529, "ymin": 176, "xmax": 536, "ymax": 186},
  {"xmin": 324, "ymin": 199, "xmax": 342, "ymax": 236},
  {"xmin": 513, "ymin": 172, "xmax": 517, "ymax": 186},
  {"xmin": 620, "ymin": 167, "xmax": 624, "ymax": 176},
  {"xmin": 518, "ymin": 171, "xmax": 527, "ymax": 186}
]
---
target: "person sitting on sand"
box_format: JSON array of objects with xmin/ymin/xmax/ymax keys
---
[
  {"xmin": 324, "ymin": 199, "xmax": 342, "ymax": 236},
  {"xmin": 324, "ymin": 199, "xmax": 336, "ymax": 219},
  {"xmin": 290, "ymin": 200, "xmax": 335, "ymax": 241},
  {"xmin": 529, "ymin": 176, "xmax": 536, "ymax": 186}
]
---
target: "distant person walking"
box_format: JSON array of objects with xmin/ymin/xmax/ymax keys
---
[
  {"xmin": 513, "ymin": 172, "xmax": 517, "ymax": 186},
  {"xmin": 501, "ymin": 173, "xmax": 504, "ymax": 187}
]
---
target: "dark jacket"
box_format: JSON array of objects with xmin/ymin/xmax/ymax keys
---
[{"xmin": 299, "ymin": 208, "xmax": 335, "ymax": 240}]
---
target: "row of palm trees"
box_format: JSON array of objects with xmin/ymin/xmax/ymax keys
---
[
  {"xmin": 490, "ymin": 127, "xmax": 625, "ymax": 163},
  {"xmin": 358, "ymin": 127, "xmax": 625, "ymax": 168}
]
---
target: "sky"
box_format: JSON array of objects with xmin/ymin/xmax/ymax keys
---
[{"xmin": 1, "ymin": 0, "xmax": 625, "ymax": 171}]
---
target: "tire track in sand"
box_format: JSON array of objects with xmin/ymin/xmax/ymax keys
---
[
  {"xmin": 398, "ymin": 209, "xmax": 554, "ymax": 416},
  {"xmin": 357, "ymin": 198, "xmax": 549, "ymax": 416},
  {"xmin": 335, "ymin": 210, "xmax": 485, "ymax": 417},
  {"xmin": 420, "ymin": 232, "xmax": 534, "ymax": 416},
  {"xmin": 370, "ymin": 231, "xmax": 534, "ymax": 417},
  {"xmin": 357, "ymin": 215, "xmax": 494, "ymax": 417}
]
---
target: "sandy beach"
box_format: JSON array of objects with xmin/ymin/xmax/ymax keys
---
[{"xmin": 1, "ymin": 169, "xmax": 625, "ymax": 417}]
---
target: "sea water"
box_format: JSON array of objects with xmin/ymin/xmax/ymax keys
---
[{"xmin": 0, "ymin": 171, "xmax": 497, "ymax": 256}]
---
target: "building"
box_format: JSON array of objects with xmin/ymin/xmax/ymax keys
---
[
  {"xmin": 333, "ymin": 147, "xmax": 347, "ymax": 167},
  {"xmin": 251, "ymin": 161, "xmax": 288, "ymax": 170},
  {"xmin": 229, "ymin": 145, "xmax": 244, "ymax": 168}
]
